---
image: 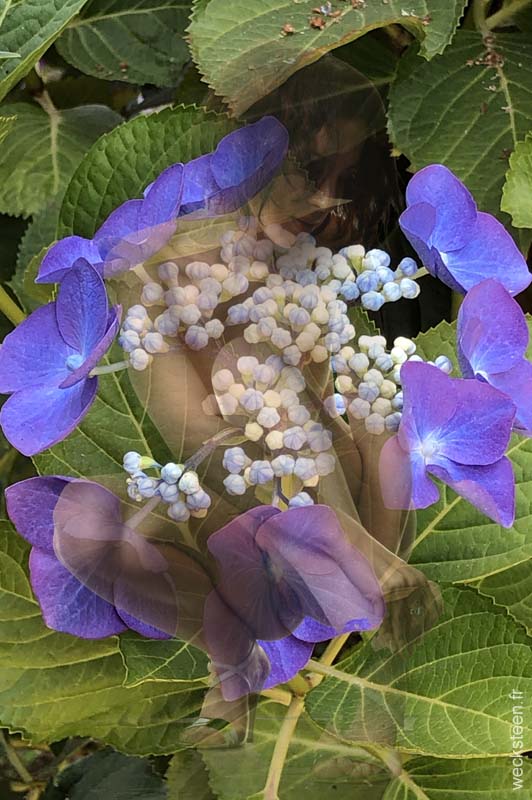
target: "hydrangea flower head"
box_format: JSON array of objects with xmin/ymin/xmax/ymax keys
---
[
  {"xmin": 204, "ymin": 504, "xmax": 385, "ymax": 699},
  {"xmin": 0, "ymin": 259, "xmax": 120, "ymax": 455},
  {"xmin": 399, "ymin": 164, "xmax": 530, "ymax": 295},
  {"xmin": 458, "ymin": 279, "xmax": 532, "ymax": 434},
  {"xmin": 4, "ymin": 477, "xmax": 179, "ymax": 638},
  {"xmin": 379, "ymin": 361, "xmax": 516, "ymax": 527},
  {"xmin": 36, "ymin": 117, "xmax": 288, "ymax": 284}
]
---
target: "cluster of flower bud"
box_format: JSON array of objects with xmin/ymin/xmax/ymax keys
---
[
  {"xmin": 325, "ymin": 334, "xmax": 452, "ymax": 435},
  {"xmin": 122, "ymin": 452, "xmax": 211, "ymax": 522},
  {"xmin": 212, "ymin": 356, "xmax": 336, "ymax": 498},
  {"xmin": 338, "ymin": 246, "xmax": 421, "ymax": 312}
]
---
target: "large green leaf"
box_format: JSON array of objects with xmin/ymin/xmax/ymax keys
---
[
  {"xmin": 0, "ymin": 101, "xmax": 121, "ymax": 218},
  {"xmin": 410, "ymin": 319, "xmax": 532, "ymax": 583},
  {"xmin": 166, "ymin": 749, "xmax": 215, "ymax": 800},
  {"xmin": 188, "ymin": 0, "xmax": 467, "ymax": 115},
  {"xmin": 382, "ymin": 756, "xmax": 532, "ymax": 799},
  {"xmin": 0, "ymin": 0, "xmax": 88, "ymax": 102},
  {"xmin": 388, "ymin": 31, "xmax": 532, "ymax": 227},
  {"xmin": 120, "ymin": 632, "xmax": 209, "ymax": 686},
  {"xmin": 306, "ymin": 587, "xmax": 532, "ymax": 757},
  {"xmin": 501, "ymin": 131, "xmax": 532, "ymax": 229},
  {"xmin": 477, "ymin": 559, "xmax": 532, "ymax": 636},
  {"xmin": 0, "ymin": 519, "xmax": 205, "ymax": 753},
  {"xmin": 58, "ymin": 104, "xmax": 234, "ymax": 238},
  {"xmin": 56, "ymin": 0, "xmax": 192, "ymax": 87},
  {"xmin": 201, "ymin": 701, "xmax": 388, "ymax": 800}
]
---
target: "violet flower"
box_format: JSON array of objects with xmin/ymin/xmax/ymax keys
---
[
  {"xmin": 457, "ymin": 278, "xmax": 532, "ymax": 434},
  {"xmin": 399, "ymin": 164, "xmax": 530, "ymax": 295},
  {"xmin": 205, "ymin": 505, "xmax": 385, "ymax": 699},
  {"xmin": 379, "ymin": 361, "xmax": 516, "ymax": 527},
  {"xmin": 36, "ymin": 116, "xmax": 288, "ymax": 284},
  {"xmin": 0, "ymin": 259, "xmax": 120, "ymax": 455},
  {"xmin": 5, "ymin": 477, "xmax": 176, "ymax": 639}
]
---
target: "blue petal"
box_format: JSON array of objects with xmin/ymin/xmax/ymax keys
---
[
  {"xmin": 429, "ymin": 455, "xmax": 515, "ymax": 527},
  {"xmin": 29, "ymin": 548, "xmax": 127, "ymax": 638},
  {"xmin": 457, "ymin": 279, "xmax": 529, "ymax": 375},
  {"xmin": 259, "ymin": 636, "xmax": 313, "ymax": 688},
  {"xmin": 60, "ymin": 305, "xmax": 120, "ymax": 388},
  {"xmin": 0, "ymin": 378, "xmax": 97, "ymax": 456},
  {"xmin": 487, "ymin": 361, "xmax": 532, "ymax": 434},
  {"xmin": 55, "ymin": 259, "xmax": 108, "ymax": 355},
  {"xmin": 399, "ymin": 202, "xmax": 436, "ymax": 265},
  {"xmin": 380, "ymin": 435, "xmax": 440, "ymax": 511},
  {"xmin": 0, "ymin": 304, "xmax": 71, "ymax": 392},
  {"xmin": 36, "ymin": 236, "xmax": 102, "ymax": 284},
  {"xmin": 398, "ymin": 362, "xmax": 458, "ymax": 451},
  {"xmin": 5, "ymin": 476, "xmax": 72, "ymax": 554},
  {"xmin": 142, "ymin": 163, "xmax": 184, "ymax": 226}
]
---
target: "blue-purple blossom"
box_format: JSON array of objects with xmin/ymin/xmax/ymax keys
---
[
  {"xmin": 457, "ymin": 279, "xmax": 532, "ymax": 435},
  {"xmin": 36, "ymin": 117, "xmax": 289, "ymax": 284},
  {"xmin": 399, "ymin": 164, "xmax": 530, "ymax": 295},
  {"xmin": 5, "ymin": 477, "xmax": 176, "ymax": 639},
  {"xmin": 379, "ymin": 361, "xmax": 516, "ymax": 527},
  {"xmin": 204, "ymin": 505, "xmax": 385, "ymax": 699},
  {"xmin": 0, "ymin": 260, "xmax": 120, "ymax": 455}
]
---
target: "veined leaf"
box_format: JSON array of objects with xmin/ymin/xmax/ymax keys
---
[
  {"xmin": 477, "ymin": 559, "xmax": 532, "ymax": 637},
  {"xmin": 0, "ymin": 519, "xmax": 205, "ymax": 753},
  {"xmin": 306, "ymin": 587, "xmax": 532, "ymax": 757},
  {"xmin": 56, "ymin": 0, "xmax": 192, "ymax": 87},
  {"xmin": 188, "ymin": 0, "xmax": 467, "ymax": 115},
  {"xmin": 119, "ymin": 632, "xmax": 209, "ymax": 686},
  {"xmin": 411, "ymin": 319, "xmax": 532, "ymax": 584},
  {"xmin": 58, "ymin": 104, "xmax": 234, "ymax": 238},
  {"xmin": 501, "ymin": 131, "xmax": 532, "ymax": 229},
  {"xmin": 388, "ymin": 31, "xmax": 532, "ymax": 226},
  {"xmin": 0, "ymin": 0, "xmax": 89, "ymax": 103},
  {"xmin": 0, "ymin": 101, "xmax": 121, "ymax": 218},
  {"xmin": 167, "ymin": 749, "xmax": 215, "ymax": 800}
]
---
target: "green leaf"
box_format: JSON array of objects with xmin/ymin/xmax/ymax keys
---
[
  {"xmin": 383, "ymin": 756, "xmax": 532, "ymax": 799},
  {"xmin": 0, "ymin": 101, "xmax": 121, "ymax": 218},
  {"xmin": 388, "ymin": 31, "xmax": 532, "ymax": 226},
  {"xmin": 306, "ymin": 587, "xmax": 532, "ymax": 757},
  {"xmin": 0, "ymin": 519, "xmax": 205, "ymax": 753},
  {"xmin": 58, "ymin": 104, "xmax": 234, "ymax": 238},
  {"xmin": 120, "ymin": 632, "xmax": 209, "ymax": 686},
  {"xmin": 201, "ymin": 701, "xmax": 388, "ymax": 800},
  {"xmin": 56, "ymin": 0, "xmax": 192, "ymax": 87},
  {"xmin": 46, "ymin": 750, "xmax": 166, "ymax": 800},
  {"xmin": 9, "ymin": 202, "xmax": 60, "ymax": 312},
  {"xmin": 166, "ymin": 749, "xmax": 216, "ymax": 800},
  {"xmin": 410, "ymin": 319, "xmax": 532, "ymax": 583},
  {"xmin": 477, "ymin": 559, "xmax": 532, "ymax": 636},
  {"xmin": 188, "ymin": 0, "xmax": 467, "ymax": 115},
  {"xmin": 0, "ymin": 0, "xmax": 89, "ymax": 103},
  {"xmin": 501, "ymin": 131, "xmax": 532, "ymax": 229}
]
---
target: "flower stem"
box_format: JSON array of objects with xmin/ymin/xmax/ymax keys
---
[
  {"xmin": 261, "ymin": 687, "xmax": 292, "ymax": 706},
  {"xmin": 0, "ymin": 285, "xmax": 25, "ymax": 326},
  {"xmin": 486, "ymin": 0, "xmax": 532, "ymax": 29},
  {"xmin": 261, "ymin": 695, "xmax": 305, "ymax": 800},
  {"xmin": 125, "ymin": 495, "xmax": 160, "ymax": 528},
  {"xmin": 472, "ymin": 0, "xmax": 491, "ymax": 33},
  {"xmin": 90, "ymin": 360, "xmax": 129, "ymax": 376},
  {"xmin": 0, "ymin": 730, "xmax": 33, "ymax": 785},
  {"xmin": 184, "ymin": 427, "xmax": 241, "ymax": 471}
]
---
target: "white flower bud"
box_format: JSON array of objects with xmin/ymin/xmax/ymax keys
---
[
  {"xmin": 159, "ymin": 481, "xmax": 179, "ymax": 502},
  {"xmin": 364, "ymin": 368, "xmax": 384, "ymax": 387},
  {"xmin": 400, "ymin": 278, "xmax": 420, "ymax": 299},
  {"xmin": 379, "ymin": 379, "xmax": 397, "ymax": 399},
  {"xmin": 271, "ymin": 454, "xmax": 295, "ymax": 476},
  {"xmin": 218, "ymin": 393, "xmax": 239, "ymax": 415},
  {"xmin": 288, "ymin": 404, "xmax": 310, "ymax": 425},
  {"xmin": 168, "ymin": 501, "xmax": 190, "ymax": 522},
  {"xmin": 223, "ymin": 274, "xmax": 249, "ymax": 296},
  {"xmin": 265, "ymin": 430, "xmax": 284, "ymax": 450},
  {"xmin": 310, "ymin": 344, "xmax": 328, "ymax": 363},
  {"xmin": 365, "ymin": 413, "xmax": 385, "ymax": 435},
  {"xmin": 250, "ymin": 260, "xmax": 270, "ymax": 280},
  {"xmin": 315, "ymin": 452, "xmax": 335, "ymax": 476},
  {"xmin": 382, "ymin": 281, "xmax": 402, "ymax": 302},
  {"xmin": 283, "ymin": 426, "xmax": 307, "ymax": 450},
  {"xmin": 141, "ymin": 282, "xmax": 164, "ymax": 306},
  {"xmin": 282, "ymin": 345, "xmax": 302, "ymax": 365},
  {"xmin": 154, "ymin": 312, "xmax": 178, "ymax": 337},
  {"xmin": 161, "ymin": 462, "xmax": 184, "ymax": 483},
  {"xmin": 245, "ymin": 422, "xmax": 263, "ymax": 442},
  {"xmin": 390, "ymin": 346, "xmax": 408, "ymax": 365},
  {"xmin": 307, "ymin": 426, "xmax": 332, "ymax": 453},
  {"xmin": 185, "ymin": 325, "xmax": 209, "ymax": 350},
  {"xmin": 187, "ymin": 489, "xmax": 211, "ymax": 511},
  {"xmin": 143, "ymin": 332, "xmax": 170, "ymax": 354},
  {"xmin": 205, "ymin": 319, "xmax": 224, "ymax": 339},
  {"xmin": 178, "ymin": 471, "xmax": 200, "ymax": 495},
  {"xmin": 253, "ymin": 364, "xmax": 276, "ymax": 386},
  {"xmin": 240, "ymin": 388, "xmax": 264, "ymax": 413},
  {"xmin": 244, "ymin": 324, "xmax": 261, "ymax": 344},
  {"xmin": 137, "ymin": 477, "xmax": 158, "ymax": 498},
  {"xmin": 289, "ymin": 492, "xmax": 314, "ymax": 508},
  {"xmin": 129, "ymin": 348, "xmax": 152, "ymax": 371},
  {"xmin": 186, "ymin": 261, "xmax": 211, "ymax": 281},
  {"xmin": 294, "ymin": 457, "xmax": 317, "ymax": 481},
  {"xmin": 165, "ymin": 287, "xmax": 187, "ymax": 306},
  {"xmin": 392, "ymin": 391, "xmax": 403, "ymax": 410},
  {"xmin": 372, "ymin": 397, "xmax": 393, "ymax": 417},
  {"xmin": 279, "ymin": 389, "xmax": 298, "ymax": 408},
  {"xmin": 385, "ymin": 412, "xmax": 402, "ymax": 432},
  {"xmin": 249, "ymin": 460, "xmax": 274, "ymax": 485},
  {"xmin": 123, "ymin": 451, "xmax": 142, "ymax": 473},
  {"xmin": 394, "ymin": 336, "xmax": 416, "ymax": 355},
  {"xmin": 119, "ymin": 330, "xmax": 141, "ymax": 353},
  {"xmin": 213, "ymin": 369, "xmax": 235, "ymax": 392},
  {"xmin": 123, "ymin": 316, "xmax": 146, "ymax": 334},
  {"xmin": 158, "ymin": 261, "xmax": 179, "ymax": 283},
  {"xmin": 348, "ymin": 397, "xmax": 371, "ymax": 419},
  {"xmin": 374, "ymin": 354, "xmax": 394, "ymax": 373},
  {"xmin": 324, "ymin": 332, "xmax": 341, "ymax": 353},
  {"xmin": 222, "ymin": 447, "xmax": 249, "ymax": 475},
  {"xmin": 128, "ymin": 304, "xmax": 148, "ymax": 319},
  {"xmin": 181, "ymin": 304, "xmax": 202, "ymax": 325},
  {"xmin": 257, "ymin": 407, "xmax": 281, "ymax": 428},
  {"xmin": 197, "ymin": 292, "xmax": 219, "ymax": 313},
  {"xmin": 263, "ymin": 389, "xmax": 282, "ymax": 408},
  {"xmin": 229, "ymin": 382, "xmax": 246, "ymax": 400},
  {"xmin": 223, "ymin": 474, "xmax": 247, "ymax": 495},
  {"xmin": 335, "ymin": 375, "xmax": 354, "ymax": 394},
  {"xmin": 211, "ymin": 263, "xmax": 229, "ymax": 282},
  {"xmin": 323, "ymin": 393, "xmax": 346, "ymax": 418},
  {"xmin": 358, "ymin": 381, "xmax": 380, "ymax": 403},
  {"xmin": 435, "ymin": 355, "xmax": 453, "ymax": 374}
]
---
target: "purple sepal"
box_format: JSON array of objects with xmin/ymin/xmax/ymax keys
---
[
  {"xmin": 259, "ymin": 636, "xmax": 314, "ymax": 688},
  {"xmin": 36, "ymin": 236, "xmax": 102, "ymax": 284},
  {"xmin": 5, "ymin": 476, "xmax": 72, "ymax": 553}
]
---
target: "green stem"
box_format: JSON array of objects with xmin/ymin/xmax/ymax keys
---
[
  {"xmin": 260, "ymin": 687, "xmax": 292, "ymax": 706},
  {"xmin": 486, "ymin": 0, "xmax": 532, "ymax": 29},
  {"xmin": 90, "ymin": 360, "xmax": 129, "ymax": 376},
  {"xmin": 261, "ymin": 695, "xmax": 305, "ymax": 800},
  {"xmin": 472, "ymin": 0, "xmax": 491, "ymax": 33},
  {"xmin": 0, "ymin": 731, "xmax": 33, "ymax": 785},
  {"xmin": 0, "ymin": 285, "xmax": 25, "ymax": 326},
  {"xmin": 184, "ymin": 427, "xmax": 241, "ymax": 471}
]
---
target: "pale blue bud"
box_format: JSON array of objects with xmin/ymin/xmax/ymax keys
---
[
  {"xmin": 223, "ymin": 474, "xmax": 247, "ymax": 496},
  {"xmin": 382, "ymin": 282, "xmax": 402, "ymax": 302},
  {"xmin": 123, "ymin": 451, "xmax": 142, "ymax": 474},
  {"xmin": 289, "ymin": 491, "xmax": 314, "ymax": 508},
  {"xmin": 249, "ymin": 460, "xmax": 274, "ymax": 485},
  {"xmin": 223, "ymin": 447, "xmax": 250, "ymax": 474},
  {"xmin": 356, "ymin": 271, "xmax": 379, "ymax": 293},
  {"xmin": 435, "ymin": 355, "xmax": 453, "ymax": 374},
  {"xmin": 400, "ymin": 278, "xmax": 420, "ymax": 299},
  {"xmin": 361, "ymin": 291, "xmax": 385, "ymax": 312},
  {"xmin": 340, "ymin": 282, "xmax": 360, "ymax": 301},
  {"xmin": 161, "ymin": 463, "xmax": 184, "ymax": 484},
  {"xmin": 398, "ymin": 257, "xmax": 418, "ymax": 277}
]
